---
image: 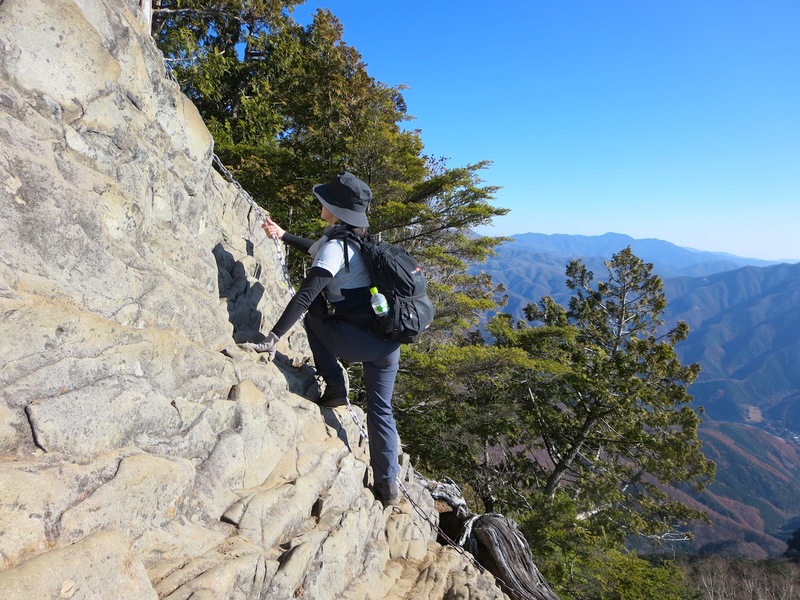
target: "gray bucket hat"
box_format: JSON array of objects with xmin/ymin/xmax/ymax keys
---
[{"xmin": 312, "ymin": 172, "xmax": 371, "ymax": 228}]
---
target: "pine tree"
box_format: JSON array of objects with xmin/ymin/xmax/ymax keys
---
[
  {"xmin": 400, "ymin": 248, "xmax": 714, "ymax": 540},
  {"xmin": 507, "ymin": 247, "xmax": 714, "ymax": 540}
]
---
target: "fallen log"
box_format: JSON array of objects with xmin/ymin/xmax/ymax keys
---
[{"xmin": 428, "ymin": 478, "xmax": 559, "ymax": 600}]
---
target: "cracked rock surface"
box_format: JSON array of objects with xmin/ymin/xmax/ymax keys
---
[{"xmin": 0, "ymin": 0, "xmax": 508, "ymax": 598}]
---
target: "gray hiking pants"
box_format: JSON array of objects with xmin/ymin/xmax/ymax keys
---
[{"xmin": 304, "ymin": 313, "xmax": 401, "ymax": 484}]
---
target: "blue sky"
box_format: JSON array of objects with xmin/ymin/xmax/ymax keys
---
[{"xmin": 294, "ymin": 1, "xmax": 799, "ymax": 261}]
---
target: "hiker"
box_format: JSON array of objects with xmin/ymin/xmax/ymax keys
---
[{"xmin": 244, "ymin": 172, "xmax": 401, "ymax": 506}]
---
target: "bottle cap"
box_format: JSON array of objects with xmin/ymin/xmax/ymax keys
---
[{"xmin": 369, "ymin": 286, "xmax": 378, "ymax": 295}]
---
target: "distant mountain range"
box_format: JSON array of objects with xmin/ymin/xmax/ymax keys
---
[
  {"xmin": 481, "ymin": 232, "xmax": 789, "ymax": 319},
  {"xmin": 512, "ymin": 232, "xmax": 782, "ymax": 276},
  {"xmin": 473, "ymin": 232, "xmax": 800, "ymax": 558}
]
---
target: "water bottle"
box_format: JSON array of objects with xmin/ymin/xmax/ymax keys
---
[{"xmin": 370, "ymin": 286, "xmax": 389, "ymax": 316}]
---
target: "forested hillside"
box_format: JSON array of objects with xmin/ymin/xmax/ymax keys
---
[
  {"xmin": 663, "ymin": 262, "xmax": 800, "ymax": 556},
  {"xmin": 688, "ymin": 422, "xmax": 800, "ymax": 557},
  {"xmin": 665, "ymin": 262, "xmax": 800, "ymax": 429},
  {"xmin": 477, "ymin": 232, "xmax": 784, "ymax": 320}
]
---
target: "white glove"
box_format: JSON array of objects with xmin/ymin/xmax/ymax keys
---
[{"xmin": 241, "ymin": 331, "xmax": 279, "ymax": 361}]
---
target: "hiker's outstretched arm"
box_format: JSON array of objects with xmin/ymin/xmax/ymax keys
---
[
  {"xmin": 281, "ymin": 232, "xmax": 314, "ymax": 253},
  {"xmin": 270, "ymin": 266, "xmax": 332, "ymax": 337},
  {"xmin": 263, "ymin": 216, "xmax": 314, "ymax": 253}
]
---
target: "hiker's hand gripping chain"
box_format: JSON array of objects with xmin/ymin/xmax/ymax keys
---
[{"xmin": 262, "ymin": 215, "xmax": 285, "ymax": 241}]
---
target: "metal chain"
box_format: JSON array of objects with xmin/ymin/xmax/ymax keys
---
[
  {"xmin": 211, "ymin": 155, "xmax": 296, "ymax": 295},
  {"xmin": 344, "ymin": 398, "xmax": 370, "ymax": 445},
  {"xmin": 163, "ymin": 59, "xmax": 294, "ymax": 295},
  {"xmin": 163, "ymin": 59, "xmax": 178, "ymax": 83}
]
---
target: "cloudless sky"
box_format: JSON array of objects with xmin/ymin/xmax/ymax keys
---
[{"xmin": 294, "ymin": 1, "xmax": 799, "ymax": 260}]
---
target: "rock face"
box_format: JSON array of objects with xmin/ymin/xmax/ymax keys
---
[{"xmin": 0, "ymin": 1, "xmax": 508, "ymax": 598}]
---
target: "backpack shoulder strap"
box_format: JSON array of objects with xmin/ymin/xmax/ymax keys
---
[{"xmin": 326, "ymin": 225, "xmax": 367, "ymax": 274}]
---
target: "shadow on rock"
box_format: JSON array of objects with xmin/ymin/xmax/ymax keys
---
[{"xmin": 213, "ymin": 242, "xmax": 265, "ymax": 343}]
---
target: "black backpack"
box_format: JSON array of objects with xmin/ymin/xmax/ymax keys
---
[{"xmin": 330, "ymin": 228, "xmax": 435, "ymax": 344}]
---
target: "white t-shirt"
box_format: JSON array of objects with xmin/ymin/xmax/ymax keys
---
[{"xmin": 312, "ymin": 238, "xmax": 371, "ymax": 303}]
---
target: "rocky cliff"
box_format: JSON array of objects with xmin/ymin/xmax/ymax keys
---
[{"xmin": 0, "ymin": 1, "xmax": 508, "ymax": 597}]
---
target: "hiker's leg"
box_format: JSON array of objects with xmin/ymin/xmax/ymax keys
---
[
  {"xmin": 304, "ymin": 313, "xmax": 388, "ymax": 390},
  {"xmin": 363, "ymin": 346, "xmax": 401, "ymax": 484},
  {"xmin": 303, "ymin": 313, "xmax": 344, "ymax": 384},
  {"xmin": 305, "ymin": 316, "xmax": 401, "ymax": 494}
]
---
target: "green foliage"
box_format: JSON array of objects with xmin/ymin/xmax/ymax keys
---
[
  {"xmin": 397, "ymin": 248, "xmax": 716, "ymax": 591},
  {"xmin": 570, "ymin": 550, "xmax": 693, "ymax": 600},
  {"xmin": 518, "ymin": 498, "xmax": 699, "ymax": 599},
  {"xmin": 506, "ymin": 249, "xmax": 715, "ymax": 539},
  {"xmin": 395, "ymin": 342, "xmax": 530, "ymax": 508}
]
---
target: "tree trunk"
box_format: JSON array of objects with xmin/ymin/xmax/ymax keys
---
[
  {"xmin": 467, "ymin": 515, "xmax": 560, "ymax": 600},
  {"xmin": 543, "ymin": 412, "xmax": 597, "ymax": 499},
  {"xmin": 430, "ymin": 479, "xmax": 559, "ymax": 600}
]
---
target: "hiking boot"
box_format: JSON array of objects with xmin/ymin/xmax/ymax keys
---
[
  {"xmin": 318, "ymin": 381, "xmax": 348, "ymax": 408},
  {"xmin": 376, "ymin": 480, "xmax": 400, "ymax": 507}
]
